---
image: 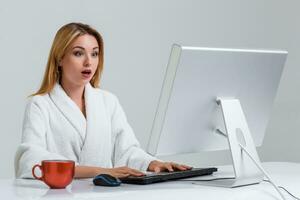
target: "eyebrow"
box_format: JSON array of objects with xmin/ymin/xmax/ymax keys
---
[{"xmin": 72, "ymin": 46, "xmax": 99, "ymax": 50}]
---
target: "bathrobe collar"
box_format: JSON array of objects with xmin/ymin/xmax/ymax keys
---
[
  {"xmin": 49, "ymin": 83, "xmax": 87, "ymax": 142},
  {"xmin": 49, "ymin": 83, "xmax": 112, "ymax": 166}
]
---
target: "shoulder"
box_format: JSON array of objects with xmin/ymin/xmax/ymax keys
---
[
  {"xmin": 24, "ymin": 94, "xmax": 50, "ymax": 115},
  {"xmin": 92, "ymin": 88, "xmax": 122, "ymax": 113},
  {"xmin": 93, "ymin": 88, "xmax": 119, "ymax": 104},
  {"xmin": 26, "ymin": 94, "xmax": 49, "ymax": 107}
]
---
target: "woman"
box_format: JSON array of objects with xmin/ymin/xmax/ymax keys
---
[{"xmin": 15, "ymin": 22, "xmax": 190, "ymax": 179}]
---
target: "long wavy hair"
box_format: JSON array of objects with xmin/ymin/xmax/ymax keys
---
[{"xmin": 32, "ymin": 22, "xmax": 104, "ymax": 96}]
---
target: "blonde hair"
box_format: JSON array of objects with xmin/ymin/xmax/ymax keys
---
[{"xmin": 32, "ymin": 22, "xmax": 104, "ymax": 96}]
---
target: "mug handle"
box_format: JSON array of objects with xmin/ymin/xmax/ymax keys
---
[{"xmin": 32, "ymin": 164, "xmax": 43, "ymax": 181}]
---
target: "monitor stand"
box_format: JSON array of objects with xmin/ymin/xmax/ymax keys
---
[{"xmin": 197, "ymin": 98, "xmax": 264, "ymax": 188}]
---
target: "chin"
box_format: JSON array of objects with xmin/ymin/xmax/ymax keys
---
[{"xmin": 82, "ymin": 79, "xmax": 92, "ymax": 85}]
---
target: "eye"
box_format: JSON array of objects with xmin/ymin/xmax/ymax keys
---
[
  {"xmin": 73, "ymin": 51, "xmax": 84, "ymax": 57},
  {"xmin": 91, "ymin": 51, "xmax": 99, "ymax": 57}
]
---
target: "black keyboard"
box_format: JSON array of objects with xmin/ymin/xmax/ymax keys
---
[{"xmin": 120, "ymin": 167, "xmax": 217, "ymax": 185}]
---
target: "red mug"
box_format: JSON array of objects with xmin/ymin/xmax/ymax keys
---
[{"xmin": 32, "ymin": 160, "xmax": 75, "ymax": 189}]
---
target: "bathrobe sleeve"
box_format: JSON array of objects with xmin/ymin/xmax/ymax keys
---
[
  {"xmin": 14, "ymin": 97, "xmax": 68, "ymax": 178},
  {"xmin": 109, "ymin": 94, "xmax": 156, "ymax": 171}
]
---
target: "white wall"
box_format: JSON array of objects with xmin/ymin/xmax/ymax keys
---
[{"xmin": 0, "ymin": 0, "xmax": 299, "ymax": 178}]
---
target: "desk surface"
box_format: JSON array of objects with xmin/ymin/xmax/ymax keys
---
[{"xmin": 1, "ymin": 162, "xmax": 299, "ymax": 200}]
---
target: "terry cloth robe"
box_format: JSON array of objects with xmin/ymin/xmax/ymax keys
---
[{"xmin": 15, "ymin": 83, "xmax": 156, "ymax": 178}]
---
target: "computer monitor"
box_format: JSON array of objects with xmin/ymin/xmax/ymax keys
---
[{"xmin": 147, "ymin": 44, "xmax": 287, "ymax": 187}]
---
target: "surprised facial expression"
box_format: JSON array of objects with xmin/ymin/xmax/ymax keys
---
[{"xmin": 60, "ymin": 34, "xmax": 99, "ymax": 87}]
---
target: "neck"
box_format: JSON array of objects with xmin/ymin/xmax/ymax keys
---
[{"xmin": 60, "ymin": 80, "xmax": 85, "ymax": 101}]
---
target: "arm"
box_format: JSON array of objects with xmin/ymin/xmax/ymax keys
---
[
  {"xmin": 108, "ymin": 94, "xmax": 191, "ymax": 173},
  {"xmin": 110, "ymin": 95, "xmax": 156, "ymax": 171},
  {"xmin": 74, "ymin": 165, "xmax": 144, "ymax": 179},
  {"xmin": 15, "ymin": 98, "xmax": 68, "ymax": 178},
  {"xmin": 74, "ymin": 166, "xmax": 102, "ymax": 178}
]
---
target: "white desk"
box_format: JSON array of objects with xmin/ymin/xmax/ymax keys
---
[{"xmin": 1, "ymin": 162, "xmax": 299, "ymax": 200}]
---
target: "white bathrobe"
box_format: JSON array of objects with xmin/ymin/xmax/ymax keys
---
[{"xmin": 15, "ymin": 83, "xmax": 156, "ymax": 178}]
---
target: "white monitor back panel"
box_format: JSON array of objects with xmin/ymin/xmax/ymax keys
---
[{"xmin": 150, "ymin": 45, "xmax": 287, "ymax": 156}]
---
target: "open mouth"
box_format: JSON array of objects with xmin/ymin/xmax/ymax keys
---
[{"xmin": 81, "ymin": 69, "xmax": 92, "ymax": 75}]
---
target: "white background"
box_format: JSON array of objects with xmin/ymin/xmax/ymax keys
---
[{"xmin": 0, "ymin": 0, "xmax": 299, "ymax": 178}]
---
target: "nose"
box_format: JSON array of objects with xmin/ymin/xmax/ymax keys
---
[{"xmin": 84, "ymin": 54, "xmax": 92, "ymax": 67}]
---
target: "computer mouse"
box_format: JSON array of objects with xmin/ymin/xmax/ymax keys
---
[{"xmin": 93, "ymin": 174, "xmax": 121, "ymax": 187}]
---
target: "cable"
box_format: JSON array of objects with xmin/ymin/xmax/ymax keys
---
[
  {"xmin": 263, "ymin": 180, "xmax": 300, "ymax": 200},
  {"xmin": 177, "ymin": 142, "xmax": 298, "ymax": 199},
  {"xmin": 238, "ymin": 144, "xmax": 286, "ymax": 200},
  {"xmin": 180, "ymin": 177, "xmax": 299, "ymax": 200}
]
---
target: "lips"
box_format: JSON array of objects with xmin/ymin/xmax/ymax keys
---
[
  {"xmin": 81, "ymin": 69, "xmax": 92, "ymax": 78},
  {"xmin": 81, "ymin": 69, "xmax": 92, "ymax": 75}
]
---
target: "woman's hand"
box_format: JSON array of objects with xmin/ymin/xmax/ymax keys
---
[
  {"xmin": 147, "ymin": 160, "xmax": 192, "ymax": 173},
  {"xmin": 101, "ymin": 166, "xmax": 145, "ymax": 178},
  {"xmin": 75, "ymin": 165, "xmax": 145, "ymax": 179}
]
